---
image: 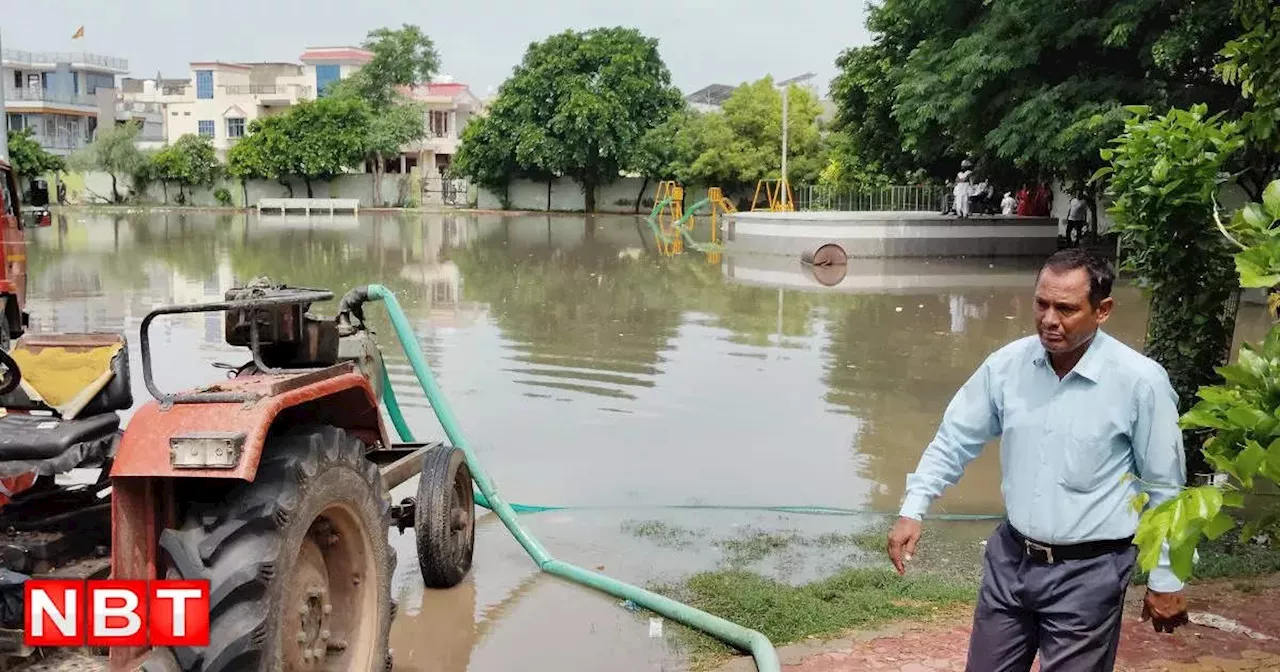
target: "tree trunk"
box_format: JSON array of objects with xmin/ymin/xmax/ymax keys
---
[
  {"xmin": 546, "ymin": 179, "xmax": 552, "ymax": 212},
  {"xmin": 110, "ymin": 173, "xmax": 120, "ymax": 204},
  {"xmin": 304, "ymin": 178, "xmax": 314, "ymax": 199},
  {"xmin": 279, "ymin": 178, "xmax": 294, "ymax": 198},
  {"xmin": 374, "ymin": 152, "xmax": 384, "ymax": 207},
  {"xmin": 161, "ymin": 181, "xmax": 168, "ymax": 205},
  {"xmin": 634, "ymin": 176, "xmax": 649, "ymax": 215},
  {"xmin": 583, "ymin": 178, "xmax": 596, "ymax": 213},
  {"xmin": 241, "ymin": 180, "xmax": 248, "ymax": 209}
]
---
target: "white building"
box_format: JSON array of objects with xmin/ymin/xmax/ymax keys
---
[
  {"xmin": 3, "ymin": 49, "xmax": 130, "ymax": 156},
  {"xmin": 399, "ymin": 80, "xmax": 482, "ymax": 179},
  {"xmin": 121, "ymin": 47, "xmax": 373, "ymax": 158}
]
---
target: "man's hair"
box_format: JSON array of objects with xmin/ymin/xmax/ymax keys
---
[{"xmin": 1038, "ymin": 247, "xmax": 1115, "ymax": 307}]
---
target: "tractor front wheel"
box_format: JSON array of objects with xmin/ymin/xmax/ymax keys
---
[
  {"xmin": 158, "ymin": 425, "xmax": 394, "ymax": 672},
  {"xmin": 415, "ymin": 445, "xmax": 475, "ymax": 588}
]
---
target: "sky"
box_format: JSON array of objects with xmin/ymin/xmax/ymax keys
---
[{"xmin": 4, "ymin": 0, "xmax": 873, "ymax": 98}]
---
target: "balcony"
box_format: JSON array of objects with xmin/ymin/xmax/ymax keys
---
[
  {"xmin": 116, "ymin": 100, "xmax": 164, "ymax": 115},
  {"xmin": 219, "ymin": 84, "xmax": 313, "ymax": 103},
  {"xmin": 25, "ymin": 131, "xmax": 88, "ymax": 153},
  {"xmin": 1, "ymin": 49, "xmax": 129, "ymax": 72},
  {"xmin": 4, "ymin": 87, "xmax": 99, "ymax": 108}
]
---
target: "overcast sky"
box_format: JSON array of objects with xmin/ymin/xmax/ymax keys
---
[{"xmin": 4, "ymin": 0, "xmax": 872, "ymax": 98}]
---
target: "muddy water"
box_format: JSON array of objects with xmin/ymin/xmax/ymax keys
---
[{"xmin": 24, "ymin": 211, "xmax": 1274, "ymax": 671}]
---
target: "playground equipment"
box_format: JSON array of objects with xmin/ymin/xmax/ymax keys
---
[
  {"xmin": 0, "ymin": 279, "xmax": 783, "ymax": 672},
  {"xmin": 644, "ymin": 181, "xmax": 732, "ymax": 259},
  {"xmin": 751, "ymin": 179, "xmax": 795, "ymax": 212}
]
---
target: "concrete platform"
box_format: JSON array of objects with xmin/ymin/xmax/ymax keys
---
[
  {"xmin": 722, "ymin": 252, "xmax": 1042, "ymax": 294},
  {"xmin": 724, "ymin": 210, "xmax": 1060, "ymax": 258}
]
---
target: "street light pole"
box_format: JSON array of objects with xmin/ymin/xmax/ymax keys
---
[{"xmin": 775, "ymin": 73, "xmax": 815, "ymax": 209}]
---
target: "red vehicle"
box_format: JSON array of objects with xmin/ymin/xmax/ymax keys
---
[{"xmin": 0, "ymin": 158, "xmax": 29, "ymax": 351}]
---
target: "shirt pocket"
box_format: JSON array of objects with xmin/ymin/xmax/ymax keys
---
[{"xmin": 1062, "ymin": 424, "xmax": 1113, "ymax": 492}]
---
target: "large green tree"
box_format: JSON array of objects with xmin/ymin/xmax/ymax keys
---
[
  {"xmin": 332, "ymin": 24, "xmax": 437, "ymax": 206},
  {"xmin": 454, "ymin": 27, "xmax": 682, "ymax": 212},
  {"xmin": 150, "ymin": 134, "xmax": 220, "ymax": 204},
  {"xmin": 7, "ymin": 128, "xmax": 64, "ymax": 180},
  {"xmin": 67, "ymin": 122, "xmax": 146, "ymax": 203},
  {"xmin": 832, "ymin": 0, "xmax": 1244, "ymax": 193}
]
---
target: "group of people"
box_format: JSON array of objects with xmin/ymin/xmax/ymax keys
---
[{"xmin": 950, "ymin": 161, "xmax": 1056, "ymax": 219}]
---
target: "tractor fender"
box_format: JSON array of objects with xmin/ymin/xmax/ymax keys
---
[{"xmin": 112, "ymin": 370, "xmax": 388, "ymax": 480}]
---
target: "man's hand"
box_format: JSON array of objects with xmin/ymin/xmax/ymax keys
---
[
  {"xmin": 1141, "ymin": 589, "xmax": 1188, "ymax": 633},
  {"xmin": 887, "ymin": 516, "xmax": 922, "ymax": 576}
]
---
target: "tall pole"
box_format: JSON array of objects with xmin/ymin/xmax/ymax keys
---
[{"xmin": 780, "ymin": 86, "xmax": 788, "ymax": 208}]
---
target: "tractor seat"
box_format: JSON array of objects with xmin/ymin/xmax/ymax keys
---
[
  {"xmin": 0, "ymin": 334, "xmax": 132, "ymax": 472},
  {"xmin": 0, "ymin": 413, "xmax": 120, "ymax": 460}
]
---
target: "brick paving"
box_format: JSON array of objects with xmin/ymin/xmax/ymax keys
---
[{"xmin": 763, "ymin": 579, "xmax": 1280, "ymax": 672}]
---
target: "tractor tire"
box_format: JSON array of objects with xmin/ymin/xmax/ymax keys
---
[
  {"xmin": 414, "ymin": 445, "xmax": 475, "ymax": 588},
  {"xmin": 157, "ymin": 425, "xmax": 394, "ymax": 672}
]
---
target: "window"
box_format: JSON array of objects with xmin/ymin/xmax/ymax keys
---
[
  {"xmin": 226, "ymin": 117, "xmax": 245, "ymax": 138},
  {"xmin": 315, "ymin": 65, "xmax": 340, "ymax": 97},
  {"xmin": 430, "ymin": 111, "xmax": 450, "ymax": 137},
  {"xmin": 7, "ymin": 114, "xmax": 22, "ymax": 132},
  {"xmin": 196, "ymin": 70, "xmax": 214, "ymax": 99},
  {"xmin": 198, "ymin": 120, "xmax": 215, "ymax": 137},
  {"xmin": 0, "ymin": 170, "xmax": 15, "ymax": 219},
  {"xmin": 85, "ymin": 73, "xmax": 115, "ymax": 95},
  {"xmin": 11, "ymin": 71, "xmax": 19, "ymax": 89}
]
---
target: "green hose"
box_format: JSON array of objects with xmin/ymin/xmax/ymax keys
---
[{"xmin": 365, "ymin": 285, "xmax": 782, "ymax": 671}]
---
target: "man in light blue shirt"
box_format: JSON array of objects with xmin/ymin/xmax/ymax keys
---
[{"xmin": 887, "ymin": 248, "xmax": 1189, "ymax": 671}]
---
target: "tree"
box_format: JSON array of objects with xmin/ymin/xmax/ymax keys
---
[
  {"xmin": 833, "ymin": 0, "xmax": 1243, "ymax": 193},
  {"xmin": 7, "ymin": 128, "xmax": 64, "ymax": 179},
  {"xmin": 452, "ymin": 113, "xmax": 520, "ymax": 208},
  {"xmin": 67, "ymin": 122, "xmax": 146, "ymax": 203},
  {"xmin": 673, "ymin": 78, "xmax": 827, "ymax": 197},
  {"xmin": 1218, "ymin": 0, "xmax": 1280, "ymax": 199},
  {"xmin": 227, "ymin": 114, "xmax": 295, "ymax": 198},
  {"xmin": 630, "ymin": 108, "xmax": 697, "ymax": 213},
  {"xmin": 456, "ymin": 27, "xmax": 682, "ymax": 212},
  {"xmin": 338, "ymin": 24, "xmax": 440, "ymax": 108},
  {"xmin": 1096, "ymin": 105, "xmax": 1244, "ymax": 471},
  {"xmin": 332, "ymin": 24, "xmax": 438, "ymax": 206},
  {"xmin": 151, "ymin": 134, "xmax": 220, "ymax": 204},
  {"xmin": 281, "ymin": 97, "xmax": 371, "ymax": 197}
]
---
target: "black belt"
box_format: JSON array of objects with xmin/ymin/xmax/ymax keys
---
[{"xmin": 1006, "ymin": 525, "xmax": 1133, "ymax": 564}]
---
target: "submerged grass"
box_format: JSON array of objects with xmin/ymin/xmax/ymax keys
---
[{"xmin": 652, "ymin": 567, "xmax": 976, "ymax": 668}]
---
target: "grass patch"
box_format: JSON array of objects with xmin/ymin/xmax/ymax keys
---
[
  {"xmin": 652, "ymin": 567, "xmax": 976, "ymax": 668},
  {"xmin": 713, "ymin": 528, "xmax": 867, "ymax": 567},
  {"xmin": 622, "ymin": 520, "xmax": 700, "ymax": 549}
]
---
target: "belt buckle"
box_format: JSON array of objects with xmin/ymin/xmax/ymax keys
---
[{"xmin": 1025, "ymin": 540, "xmax": 1055, "ymax": 564}]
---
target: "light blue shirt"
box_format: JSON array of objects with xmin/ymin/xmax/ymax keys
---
[{"xmin": 899, "ymin": 329, "xmax": 1186, "ymax": 592}]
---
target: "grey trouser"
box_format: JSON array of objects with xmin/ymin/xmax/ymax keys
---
[{"xmin": 965, "ymin": 523, "xmax": 1137, "ymax": 672}]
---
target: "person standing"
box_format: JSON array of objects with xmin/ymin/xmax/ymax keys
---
[
  {"xmin": 953, "ymin": 160, "xmax": 974, "ymax": 218},
  {"xmin": 1001, "ymin": 191, "xmax": 1017, "ymax": 215},
  {"xmin": 887, "ymin": 248, "xmax": 1189, "ymax": 671},
  {"xmin": 1066, "ymin": 193, "xmax": 1089, "ymax": 245}
]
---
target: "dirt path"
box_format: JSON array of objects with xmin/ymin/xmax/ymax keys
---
[{"xmin": 715, "ymin": 577, "xmax": 1280, "ymax": 672}]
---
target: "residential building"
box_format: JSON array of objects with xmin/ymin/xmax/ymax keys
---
[
  {"xmin": 399, "ymin": 79, "xmax": 482, "ymax": 177},
  {"xmin": 124, "ymin": 47, "xmax": 373, "ymax": 157},
  {"xmin": 3, "ymin": 49, "xmax": 130, "ymax": 155}
]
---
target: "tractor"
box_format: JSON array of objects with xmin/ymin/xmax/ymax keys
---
[{"xmin": 0, "ymin": 279, "xmax": 476, "ymax": 671}]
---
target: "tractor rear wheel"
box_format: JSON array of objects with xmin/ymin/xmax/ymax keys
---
[
  {"xmin": 158, "ymin": 425, "xmax": 394, "ymax": 672},
  {"xmin": 415, "ymin": 445, "xmax": 474, "ymax": 588}
]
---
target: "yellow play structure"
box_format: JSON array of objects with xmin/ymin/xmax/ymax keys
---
[
  {"xmin": 644, "ymin": 181, "xmax": 734, "ymax": 259},
  {"xmin": 750, "ymin": 178, "xmax": 795, "ymax": 212}
]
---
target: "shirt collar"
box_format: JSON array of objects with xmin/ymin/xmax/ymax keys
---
[{"xmin": 1033, "ymin": 330, "xmax": 1108, "ymax": 382}]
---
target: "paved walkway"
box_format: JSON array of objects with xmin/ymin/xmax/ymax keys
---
[{"xmin": 719, "ymin": 578, "xmax": 1280, "ymax": 672}]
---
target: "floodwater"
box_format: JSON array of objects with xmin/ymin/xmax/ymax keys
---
[{"xmin": 23, "ymin": 211, "xmax": 1275, "ymax": 671}]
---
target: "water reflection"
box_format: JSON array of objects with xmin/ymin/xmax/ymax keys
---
[{"xmin": 23, "ymin": 210, "xmax": 1276, "ymax": 671}]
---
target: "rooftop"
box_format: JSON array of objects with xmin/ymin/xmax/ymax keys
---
[
  {"xmin": 1, "ymin": 49, "xmax": 128, "ymax": 73},
  {"xmin": 299, "ymin": 47, "xmax": 374, "ymax": 64}
]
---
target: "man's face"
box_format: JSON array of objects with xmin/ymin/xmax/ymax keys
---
[{"xmin": 1034, "ymin": 267, "xmax": 1112, "ymax": 354}]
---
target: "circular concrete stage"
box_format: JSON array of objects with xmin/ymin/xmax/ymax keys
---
[{"xmin": 724, "ymin": 210, "xmax": 1060, "ymax": 257}]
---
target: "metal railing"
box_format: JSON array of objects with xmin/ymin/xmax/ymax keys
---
[
  {"xmin": 796, "ymin": 184, "xmax": 949, "ymax": 212},
  {"xmin": 220, "ymin": 84, "xmax": 313, "ymax": 98},
  {"xmin": 4, "ymin": 87, "xmax": 98, "ymax": 107},
  {"xmin": 116, "ymin": 100, "xmax": 164, "ymax": 114},
  {"xmin": 25, "ymin": 131, "xmax": 86, "ymax": 151},
  {"xmin": 1, "ymin": 49, "xmax": 128, "ymax": 71}
]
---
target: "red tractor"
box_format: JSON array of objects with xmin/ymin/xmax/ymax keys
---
[{"xmin": 0, "ymin": 280, "xmax": 476, "ymax": 671}]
